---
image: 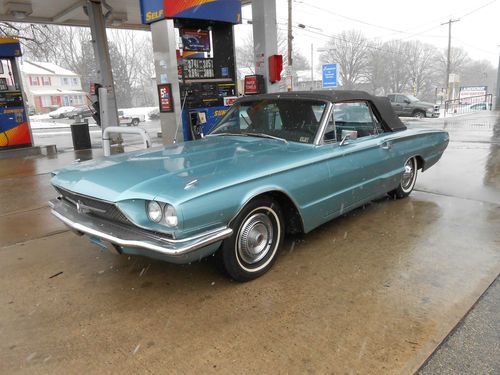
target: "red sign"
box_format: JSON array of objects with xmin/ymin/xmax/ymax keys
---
[
  {"xmin": 244, "ymin": 75, "xmax": 258, "ymax": 95},
  {"xmin": 223, "ymin": 96, "xmax": 238, "ymax": 106},
  {"xmin": 158, "ymin": 84, "xmax": 174, "ymax": 112}
]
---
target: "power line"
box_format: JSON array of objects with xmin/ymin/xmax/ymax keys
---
[
  {"xmin": 293, "ymin": 0, "xmax": 409, "ymax": 35},
  {"xmin": 453, "ymin": 37, "xmax": 498, "ymax": 55},
  {"xmin": 293, "ymin": 0, "xmax": 497, "ymax": 43},
  {"xmin": 285, "ymin": 26, "xmax": 415, "ymax": 58},
  {"xmin": 458, "ymin": 0, "xmax": 497, "ymax": 19}
]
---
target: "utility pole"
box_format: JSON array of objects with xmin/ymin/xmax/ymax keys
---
[
  {"xmin": 287, "ymin": 0, "xmax": 293, "ymax": 91},
  {"xmin": 310, "ymin": 43, "xmax": 314, "ymax": 90},
  {"xmin": 496, "ymin": 45, "xmax": 500, "ymax": 110},
  {"xmin": 442, "ymin": 18, "xmax": 460, "ymax": 100}
]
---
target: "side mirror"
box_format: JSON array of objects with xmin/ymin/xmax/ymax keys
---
[
  {"xmin": 339, "ymin": 130, "xmax": 358, "ymax": 146},
  {"xmin": 404, "ymin": 99, "xmax": 411, "ymax": 104}
]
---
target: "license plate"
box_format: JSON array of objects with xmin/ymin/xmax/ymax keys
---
[{"xmin": 88, "ymin": 236, "xmax": 120, "ymax": 255}]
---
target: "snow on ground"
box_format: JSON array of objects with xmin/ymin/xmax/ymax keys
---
[
  {"xmin": 29, "ymin": 106, "xmax": 158, "ymax": 129},
  {"xmin": 30, "ymin": 113, "xmax": 52, "ymax": 120},
  {"xmin": 30, "ymin": 121, "xmax": 99, "ymax": 129}
]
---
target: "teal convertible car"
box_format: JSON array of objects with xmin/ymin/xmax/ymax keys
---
[{"xmin": 50, "ymin": 91, "xmax": 449, "ymax": 281}]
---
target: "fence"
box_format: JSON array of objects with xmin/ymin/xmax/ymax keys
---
[{"xmin": 444, "ymin": 94, "xmax": 493, "ymax": 117}]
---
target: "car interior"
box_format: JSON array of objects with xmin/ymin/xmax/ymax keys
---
[{"xmin": 324, "ymin": 101, "xmax": 384, "ymax": 143}]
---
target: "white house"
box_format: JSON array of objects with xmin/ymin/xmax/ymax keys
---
[{"xmin": 19, "ymin": 61, "xmax": 86, "ymax": 113}]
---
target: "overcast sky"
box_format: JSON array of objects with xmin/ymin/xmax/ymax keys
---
[{"xmin": 235, "ymin": 0, "xmax": 500, "ymax": 69}]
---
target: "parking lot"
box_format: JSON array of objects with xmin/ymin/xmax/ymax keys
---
[{"xmin": 0, "ymin": 111, "xmax": 498, "ymax": 374}]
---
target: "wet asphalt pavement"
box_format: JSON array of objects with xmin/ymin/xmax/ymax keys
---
[{"xmin": 0, "ymin": 111, "xmax": 498, "ymax": 374}]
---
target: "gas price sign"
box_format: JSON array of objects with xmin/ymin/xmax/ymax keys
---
[{"xmin": 184, "ymin": 58, "xmax": 215, "ymax": 80}]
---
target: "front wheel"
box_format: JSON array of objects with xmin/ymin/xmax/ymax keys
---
[
  {"xmin": 412, "ymin": 110, "xmax": 426, "ymax": 119},
  {"xmin": 218, "ymin": 197, "xmax": 284, "ymax": 282},
  {"xmin": 132, "ymin": 118, "xmax": 140, "ymax": 126},
  {"xmin": 389, "ymin": 157, "xmax": 418, "ymax": 199}
]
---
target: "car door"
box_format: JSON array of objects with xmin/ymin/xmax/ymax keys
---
[
  {"xmin": 320, "ymin": 101, "xmax": 397, "ymax": 218},
  {"xmin": 388, "ymin": 94, "xmax": 401, "ymax": 116},
  {"xmin": 398, "ymin": 95, "xmax": 414, "ymax": 116}
]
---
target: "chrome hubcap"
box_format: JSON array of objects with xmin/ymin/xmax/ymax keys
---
[
  {"xmin": 238, "ymin": 212, "xmax": 273, "ymax": 264},
  {"xmin": 401, "ymin": 159, "xmax": 415, "ymax": 190}
]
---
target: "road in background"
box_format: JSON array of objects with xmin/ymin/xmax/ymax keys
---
[{"xmin": 31, "ymin": 118, "xmax": 163, "ymax": 151}]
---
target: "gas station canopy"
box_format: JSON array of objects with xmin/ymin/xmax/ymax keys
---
[
  {"xmin": 0, "ymin": 0, "xmax": 253, "ymax": 29},
  {"xmin": 0, "ymin": 0, "xmax": 147, "ymax": 29}
]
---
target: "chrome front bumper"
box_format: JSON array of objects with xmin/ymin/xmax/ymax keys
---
[{"xmin": 49, "ymin": 198, "xmax": 232, "ymax": 261}]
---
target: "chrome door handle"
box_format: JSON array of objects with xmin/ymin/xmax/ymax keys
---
[{"xmin": 380, "ymin": 141, "xmax": 392, "ymax": 150}]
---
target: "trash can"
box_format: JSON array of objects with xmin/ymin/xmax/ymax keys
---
[{"xmin": 70, "ymin": 119, "xmax": 91, "ymax": 150}]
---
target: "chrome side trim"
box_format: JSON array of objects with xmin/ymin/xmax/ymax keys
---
[{"xmin": 50, "ymin": 198, "xmax": 232, "ymax": 257}]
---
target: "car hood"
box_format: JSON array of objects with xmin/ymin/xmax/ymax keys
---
[
  {"xmin": 51, "ymin": 136, "xmax": 311, "ymax": 204},
  {"xmin": 416, "ymin": 101, "xmax": 436, "ymax": 108}
]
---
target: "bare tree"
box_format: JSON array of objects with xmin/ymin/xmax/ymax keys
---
[
  {"xmin": 405, "ymin": 41, "xmax": 441, "ymax": 98},
  {"xmin": 380, "ymin": 40, "xmax": 413, "ymax": 93},
  {"xmin": 19, "ymin": 24, "xmax": 155, "ymax": 107},
  {"xmin": 460, "ymin": 59, "xmax": 497, "ymax": 92},
  {"xmin": 438, "ymin": 46, "xmax": 471, "ymax": 86},
  {"xmin": 365, "ymin": 40, "xmax": 389, "ymax": 95},
  {"xmin": 320, "ymin": 30, "xmax": 368, "ymax": 89},
  {"xmin": 235, "ymin": 34, "xmax": 255, "ymax": 77},
  {"xmin": 107, "ymin": 29, "xmax": 155, "ymax": 107},
  {"xmin": 235, "ymin": 30, "xmax": 309, "ymax": 78},
  {"xmin": 0, "ymin": 22, "xmax": 51, "ymax": 54}
]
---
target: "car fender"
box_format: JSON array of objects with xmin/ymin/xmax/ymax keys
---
[{"xmin": 176, "ymin": 177, "xmax": 307, "ymax": 240}]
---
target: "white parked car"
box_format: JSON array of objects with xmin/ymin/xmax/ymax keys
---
[
  {"xmin": 48, "ymin": 106, "xmax": 76, "ymax": 119},
  {"xmin": 118, "ymin": 110, "xmax": 145, "ymax": 126}
]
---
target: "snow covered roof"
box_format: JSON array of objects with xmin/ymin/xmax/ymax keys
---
[
  {"xmin": 20, "ymin": 61, "xmax": 79, "ymax": 77},
  {"xmin": 30, "ymin": 89, "xmax": 85, "ymax": 96}
]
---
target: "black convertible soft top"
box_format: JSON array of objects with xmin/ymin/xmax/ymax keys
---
[{"xmin": 237, "ymin": 90, "xmax": 406, "ymax": 132}]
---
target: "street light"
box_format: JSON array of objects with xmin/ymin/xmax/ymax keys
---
[{"xmin": 296, "ymin": 24, "xmax": 324, "ymax": 90}]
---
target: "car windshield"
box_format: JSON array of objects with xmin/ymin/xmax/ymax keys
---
[
  {"xmin": 209, "ymin": 99, "xmax": 327, "ymax": 144},
  {"xmin": 406, "ymin": 95, "xmax": 420, "ymax": 102}
]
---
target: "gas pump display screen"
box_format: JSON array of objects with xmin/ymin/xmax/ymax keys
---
[
  {"xmin": 0, "ymin": 78, "xmax": 8, "ymax": 91},
  {"xmin": 184, "ymin": 58, "xmax": 215, "ymax": 79},
  {"xmin": 181, "ymin": 29, "xmax": 210, "ymax": 52},
  {"xmin": 0, "ymin": 91, "xmax": 23, "ymax": 107}
]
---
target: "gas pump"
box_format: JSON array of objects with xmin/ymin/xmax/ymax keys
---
[
  {"xmin": 177, "ymin": 20, "xmax": 238, "ymax": 140},
  {"xmin": 0, "ymin": 38, "xmax": 33, "ymax": 150},
  {"xmin": 141, "ymin": 0, "xmax": 241, "ymax": 141}
]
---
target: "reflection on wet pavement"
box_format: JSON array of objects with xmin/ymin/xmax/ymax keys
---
[
  {"xmin": 0, "ymin": 112, "xmax": 498, "ymax": 374},
  {"xmin": 410, "ymin": 112, "xmax": 500, "ymax": 205}
]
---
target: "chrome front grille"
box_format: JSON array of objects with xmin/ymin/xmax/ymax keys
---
[
  {"xmin": 54, "ymin": 186, "xmax": 132, "ymax": 225},
  {"xmin": 53, "ymin": 186, "xmax": 174, "ymax": 239}
]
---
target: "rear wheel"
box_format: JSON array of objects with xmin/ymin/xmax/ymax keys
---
[
  {"xmin": 389, "ymin": 157, "xmax": 418, "ymax": 199},
  {"xmin": 218, "ymin": 197, "xmax": 284, "ymax": 282},
  {"xmin": 132, "ymin": 118, "xmax": 140, "ymax": 126}
]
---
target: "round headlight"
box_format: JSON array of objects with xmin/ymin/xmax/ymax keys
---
[
  {"xmin": 147, "ymin": 201, "xmax": 163, "ymax": 223},
  {"xmin": 164, "ymin": 204, "xmax": 178, "ymax": 227}
]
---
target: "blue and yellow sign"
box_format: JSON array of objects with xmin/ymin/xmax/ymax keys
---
[
  {"xmin": 0, "ymin": 38, "xmax": 22, "ymax": 57},
  {"xmin": 140, "ymin": 0, "xmax": 241, "ymax": 24}
]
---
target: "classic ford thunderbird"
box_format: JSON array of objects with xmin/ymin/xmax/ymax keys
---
[{"xmin": 50, "ymin": 91, "xmax": 449, "ymax": 281}]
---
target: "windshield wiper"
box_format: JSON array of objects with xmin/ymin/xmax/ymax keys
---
[
  {"xmin": 206, "ymin": 132, "xmax": 243, "ymax": 137},
  {"xmin": 245, "ymin": 133, "xmax": 288, "ymax": 144}
]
